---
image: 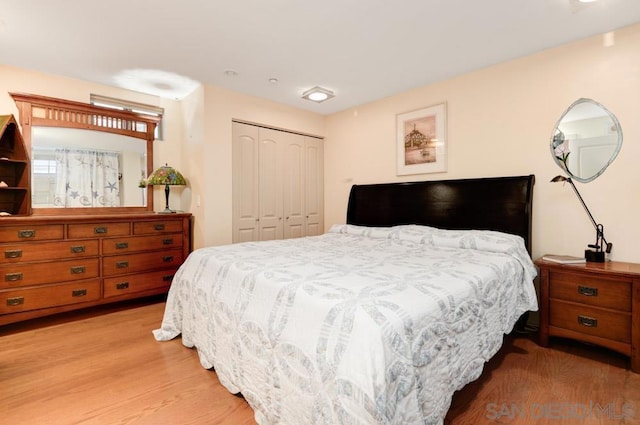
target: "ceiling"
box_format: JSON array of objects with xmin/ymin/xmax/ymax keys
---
[{"xmin": 2, "ymin": 0, "xmax": 639, "ymax": 115}]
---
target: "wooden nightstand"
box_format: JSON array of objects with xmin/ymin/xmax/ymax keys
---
[{"xmin": 536, "ymin": 258, "xmax": 640, "ymax": 373}]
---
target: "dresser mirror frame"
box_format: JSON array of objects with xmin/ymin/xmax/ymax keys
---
[
  {"xmin": 550, "ymin": 98, "xmax": 622, "ymax": 183},
  {"xmin": 10, "ymin": 92, "xmax": 159, "ymax": 215}
]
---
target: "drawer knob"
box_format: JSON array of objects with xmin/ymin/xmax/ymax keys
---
[
  {"xmin": 72, "ymin": 289, "xmax": 87, "ymax": 297},
  {"xmin": 115, "ymin": 242, "xmax": 129, "ymax": 249},
  {"xmin": 116, "ymin": 282, "xmax": 130, "ymax": 290},
  {"xmin": 70, "ymin": 245, "xmax": 86, "ymax": 254},
  {"xmin": 5, "ymin": 272, "xmax": 23, "ymax": 282},
  {"xmin": 4, "ymin": 249, "xmax": 22, "ymax": 259},
  {"xmin": 18, "ymin": 229, "xmax": 35, "ymax": 239},
  {"xmin": 578, "ymin": 315, "xmax": 598, "ymax": 328},
  {"xmin": 154, "ymin": 224, "xmax": 166, "ymax": 231},
  {"xmin": 116, "ymin": 261, "xmax": 129, "ymax": 269},
  {"xmin": 162, "ymin": 255, "xmax": 174, "ymax": 263},
  {"xmin": 162, "ymin": 238, "xmax": 173, "ymax": 245},
  {"xmin": 162, "ymin": 274, "xmax": 174, "ymax": 282},
  {"xmin": 578, "ymin": 285, "xmax": 598, "ymax": 297},
  {"xmin": 70, "ymin": 266, "xmax": 86, "ymax": 274},
  {"xmin": 6, "ymin": 296, "xmax": 24, "ymax": 306},
  {"xmin": 94, "ymin": 226, "xmax": 108, "ymax": 234}
]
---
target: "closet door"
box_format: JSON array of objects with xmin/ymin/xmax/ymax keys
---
[
  {"xmin": 258, "ymin": 128, "xmax": 284, "ymax": 241},
  {"xmin": 304, "ymin": 137, "xmax": 324, "ymax": 236},
  {"xmin": 233, "ymin": 122, "xmax": 324, "ymax": 243},
  {"xmin": 283, "ymin": 134, "xmax": 305, "ymax": 239},
  {"xmin": 232, "ymin": 122, "xmax": 260, "ymax": 243}
]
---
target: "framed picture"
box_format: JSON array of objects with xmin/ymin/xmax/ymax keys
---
[{"xmin": 396, "ymin": 103, "xmax": 447, "ymax": 175}]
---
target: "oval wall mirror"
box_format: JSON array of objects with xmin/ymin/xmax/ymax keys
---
[{"xmin": 550, "ymin": 98, "xmax": 622, "ymax": 183}]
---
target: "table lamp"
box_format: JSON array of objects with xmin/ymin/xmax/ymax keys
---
[
  {"xmin": 551, "ymin": 175, "xmax": 612, "ymax": 262},
  {"xmin": 146, "ymin": 163, "xmax": 186, "ymax": 214}
]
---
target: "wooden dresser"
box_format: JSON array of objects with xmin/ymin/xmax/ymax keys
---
[
  {"xmin": 536, "ymin": 258, "xmax": 640, "ymax": 373},
  {"xmin": 0, "ymin": 213, "xmax": 191, "ymax": 325}
]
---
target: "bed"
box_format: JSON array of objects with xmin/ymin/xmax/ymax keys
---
[{"xmin": 153, "ymin": 174, "xmax": 538, "ymax": 425}]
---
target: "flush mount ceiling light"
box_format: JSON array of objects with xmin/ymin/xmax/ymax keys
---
[{"xmin": 301, "ymin": 86, "xmax": 335, "ymax": 103}]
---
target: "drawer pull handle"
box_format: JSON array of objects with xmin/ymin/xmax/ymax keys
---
[
  {"xmin": 5, "ymin": 272, "xmax": 23, "ymax": 282},
  {"xmin": 72, "ymin": 289, "xmax": 87, "ymax": 297},
  {"xmin": 162, "ymin": 238, "xmax": 173, "ymax": 245},
  {"xmin": 70, "ymin": 245, "xmax": 85, "ymax": 254},
  {"xmin": 162, "ymin": 274, "xmax": 174, "ymax": 282},
  {"xmin": 6, "ymin": 296, "xmax": 24, "ymax": 306},
  {"xmin": 70, "ymin": 266, "xmax": 86, "ymax": 274},
  {"xmin": 154, "ymin": 224, "xmax": 166, "ymax": 231},
  {"xmin": 94, "ymin": 226, "xmax": 108, "ymax": 234},
  {"xmin": 115, "ymin": 242, "xmax": 129, "ymax": 249},
  {"xmin": 18, "ymin": 230, "xmax": 35, "ymax": 239},
  {"xmin": 116, "ymin": 282, "xmax": 129, "ymax": 290},
  {"xmin": 578, "ymin": 285, "xmax": 598, "ymax": 297},
  {"xmin": 4, "ymin": 249, "xmax": 22, "ymax": 259},
  {"xmin": 578, "ymin": 315, "xmax": 598, "ymax": 328},
  {"xmin": 162, "ymin": 255, "xmax": 174, "ymax": 263},
  {"xmin": 116, "ymin": 261, "xmax": 129, "ymax": 269}
]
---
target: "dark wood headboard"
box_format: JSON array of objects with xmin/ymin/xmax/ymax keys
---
[{"xmin": 346, "ymin": 175, "xmax": 535, "ymax": 253}]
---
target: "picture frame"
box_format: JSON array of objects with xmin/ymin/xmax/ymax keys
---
[{"xmin": 396, "ymin": 103, "xmax": 447, "ymax": 175}]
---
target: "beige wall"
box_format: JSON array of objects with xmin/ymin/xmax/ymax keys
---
[
  {"xmin": 0, "ymin": 64, "xmax": 185, "ymax": 213},
  {"xmin": 325, "ymin": 23, "xmax": 640, "ymax": 263},
  {"xmin": 0, "ymin": 64, "xmax": 326, "ymax": 250},
  {"xmin": 190, "ymin": 85, "xmax": 325, "ymax": 249},
  {"xmin": 2, "ymin": 23, "xmax": 639, "ymax": 262}
]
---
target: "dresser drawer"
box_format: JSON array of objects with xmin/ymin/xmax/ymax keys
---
[
  {"xmin": 0, "ymin": 224, "xmax": 64, "ymax": 242},
  {"xmin": 0, "ymin": 240, "xmax": 99, "ymax": 264},
  {"xmin": 0, "ymin": 258, "xmax": 100, "ymax": 289},
  {"xmin": 0, "ymin": 279, "xmax": 101, "ymax": 314},
  {"xmin": 103, "ymin": 269, "xmax": 177, "ymax": 298},
  {"xmin": 67, "ymin": 222, "xmax": 130, "ymax": 239},
  {"xmin": 102, "ymin": 234, "xmax": 184, "ymax": 255},
  {"xmin": 550, "ymin": 300, "xmax": 631, "ymax": 344},
  {"xmin": 549, "ymin": 271, "xmax": 631, "ymax": 311},
  {"xmin": 133, "ymin": 220, "xmax": 184, "ymax": 235},
  {"xmin": 103, "ymin": 248, "xmax": 183, "ymax": 276}
]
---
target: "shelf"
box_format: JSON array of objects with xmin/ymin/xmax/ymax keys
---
[
  {"xmin": 0, "ymin": 158, "xmax": 28, "ymax": 164},
  {"xmin": 0, "ymin": 115, "xmax": 30, "ymax": 215}
]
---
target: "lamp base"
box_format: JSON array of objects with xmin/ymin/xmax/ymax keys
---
[
  {"xmin": 585, "ymin": 249, "xmax": 605, "ymax": 263},
  {"xmin": 157, "ymin": 207, "xmax": 177, "ymax": 214}
]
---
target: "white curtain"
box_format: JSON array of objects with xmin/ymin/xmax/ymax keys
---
[{"xmin": 54, "ymin": 149, "xmax": 121, "ymax": 207}]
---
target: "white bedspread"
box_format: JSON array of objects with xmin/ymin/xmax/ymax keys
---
[{"xmin": 154, "ymin": 224, "xmax": 538, "ymax": 425}]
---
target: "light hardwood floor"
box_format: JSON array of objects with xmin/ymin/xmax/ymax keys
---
[{"xmin": 1, "ymin": 299, "xmax": 639, "ymax": 425}]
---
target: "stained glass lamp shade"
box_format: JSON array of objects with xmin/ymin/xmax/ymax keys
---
[{"xmin": 146, "ymin": 163, "xmax": 186, "ymax": 213}]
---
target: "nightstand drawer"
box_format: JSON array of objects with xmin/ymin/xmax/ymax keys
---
[
  {"xmin": 0, "ymin": 279, "xmax": 101, "ymax": 313},
  {"xmin": 550, "ymin": 300, "xmax": 631, "ymax": 344},
  {"xmin": 549, "ymin": 271, "xmax": 631, "ymax": 311}
]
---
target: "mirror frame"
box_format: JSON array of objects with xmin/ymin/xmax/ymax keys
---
[
  {"xmin": 550, "ymin": 98, "xmax": 623, "ymax": 183},
  {"xmin": 10, "ymin": 92, "xmax": 159, "ymax": 215}
]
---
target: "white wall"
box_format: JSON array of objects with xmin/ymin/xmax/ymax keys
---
[{"xmin": 324, "ymin": 23, "xmax": 640, "ymax": 263}]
